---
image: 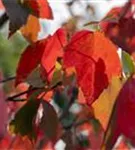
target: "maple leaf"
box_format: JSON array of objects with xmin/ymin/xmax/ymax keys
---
[
  {"xmin": 64, "ymin": 30, "xmax": 121, "ymax": 105},
  {"xmin": 102, "ymin": 76, "xmax": 135, "ymax": 149},
  {"xmin": 41, "ymin": 28, "xmax": 67, "ymax": 82},
  {"xmin": 16, "ymin": 28, "xmax": 67, "ymax": 86}
]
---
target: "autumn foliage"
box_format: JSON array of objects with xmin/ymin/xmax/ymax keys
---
[{"xmin": 0, "ymin": 0, "xmax": 135, "ymax": 149}]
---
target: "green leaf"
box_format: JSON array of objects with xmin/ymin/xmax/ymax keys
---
[
  {"xmin": 9, "ymin": 91, "xmax": 41, "ymax": 139},
  {"xmin": 122, "ymin": 51, "xmax": 135, "ymax": 78}
]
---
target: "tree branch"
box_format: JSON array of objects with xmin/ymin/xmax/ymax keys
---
[
  {"xmin": 0, "ymin": 76, "xmax": 15, "ymax": 84},
  {"xmin": 6, "ymin": 87, "xmax": 43, "ymax": 101},
  {"xmin": 6, "ymin": 81, "xmax": 63, "ymax": 102}
]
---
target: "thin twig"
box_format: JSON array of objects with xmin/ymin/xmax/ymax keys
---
[
  {"xmin": 0, "ymin": 76, "xmax": 15, "ymax": 84},
  {"xmin": 6, "ymin": 81, "xmax": 62, "ymax": 102},
  {"xmin": 6, "ymin": 87, "xmax": 43, "ymax": 101}
]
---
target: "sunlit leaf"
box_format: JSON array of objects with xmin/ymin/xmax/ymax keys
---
[
  {"xmin": 41, "ymin": 28, "xmax": 67, "ymax": 82},
  {"xmin": 20, "ymin": 15, "xmax": 40, "ymax": 43},
  {"xmin": 64, "ymin": 30, "xmax": 121, "ymax": 105},
  {"xmin": 92, "ymin": 77, "xmax": 123, "ymax": 130},
  {"xmin": 15, "ymin": 38, "xmax": 47, "ymax": 86}
]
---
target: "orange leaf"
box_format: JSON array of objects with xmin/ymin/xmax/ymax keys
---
[
  {"xmin": 20, "ymin": 15, "xmax": 40, "ymax": 43},
  {"xmin": 92, "ymin": 77, "xmax": 122, "ymax": 130}
]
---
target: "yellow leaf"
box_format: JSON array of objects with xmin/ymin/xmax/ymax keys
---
[{"xmin": 92, "ymin": 77, "xmax": 123, "ymax": 130}]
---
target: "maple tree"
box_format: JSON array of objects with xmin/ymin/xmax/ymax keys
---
[{"xmin": 0, "ymin": 0, "xmax": 135, "ymax": 149}]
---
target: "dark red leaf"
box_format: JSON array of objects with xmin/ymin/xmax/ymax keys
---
[
  {"xmin": 38, "ymin": 100, "xmax": 60, "ymax": 145},
  {"xmin": 103, "ymin": 76, "xmax": 135, "ymax": 149},
  {"xmin": 100, "ymin": 3, "xmax": 135, "ymax": 54}
]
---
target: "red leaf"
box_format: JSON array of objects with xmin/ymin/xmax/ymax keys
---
[
  {"xmin": 103, "ymin": 76, "xmax": 135, "ymax": 149},
  {"xmin": 41, "ymin": 28, "xmax": 67, "ymax": 82},
  {"xmin": 64, "ymin": 30, "xmax": 121, "ymax": 105},
  {"xmin": 16, "ymin": 39, "xmax": 47, "ymax": 86},
  {"xmin": 16, "ymin": 28, "xmax": 67, "ymax": 85}
]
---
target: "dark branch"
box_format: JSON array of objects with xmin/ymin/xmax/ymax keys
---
[
  {"xmin": 6, "ymin": 81, "xmax": 63, "ymax": 102},
  {"xmin": 0, "ymin": 76, "xmax": 15, "ymax": 84},
  {"xmin": 6, "ymin": 87, "xmax": 42, "ymax": 101}
]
